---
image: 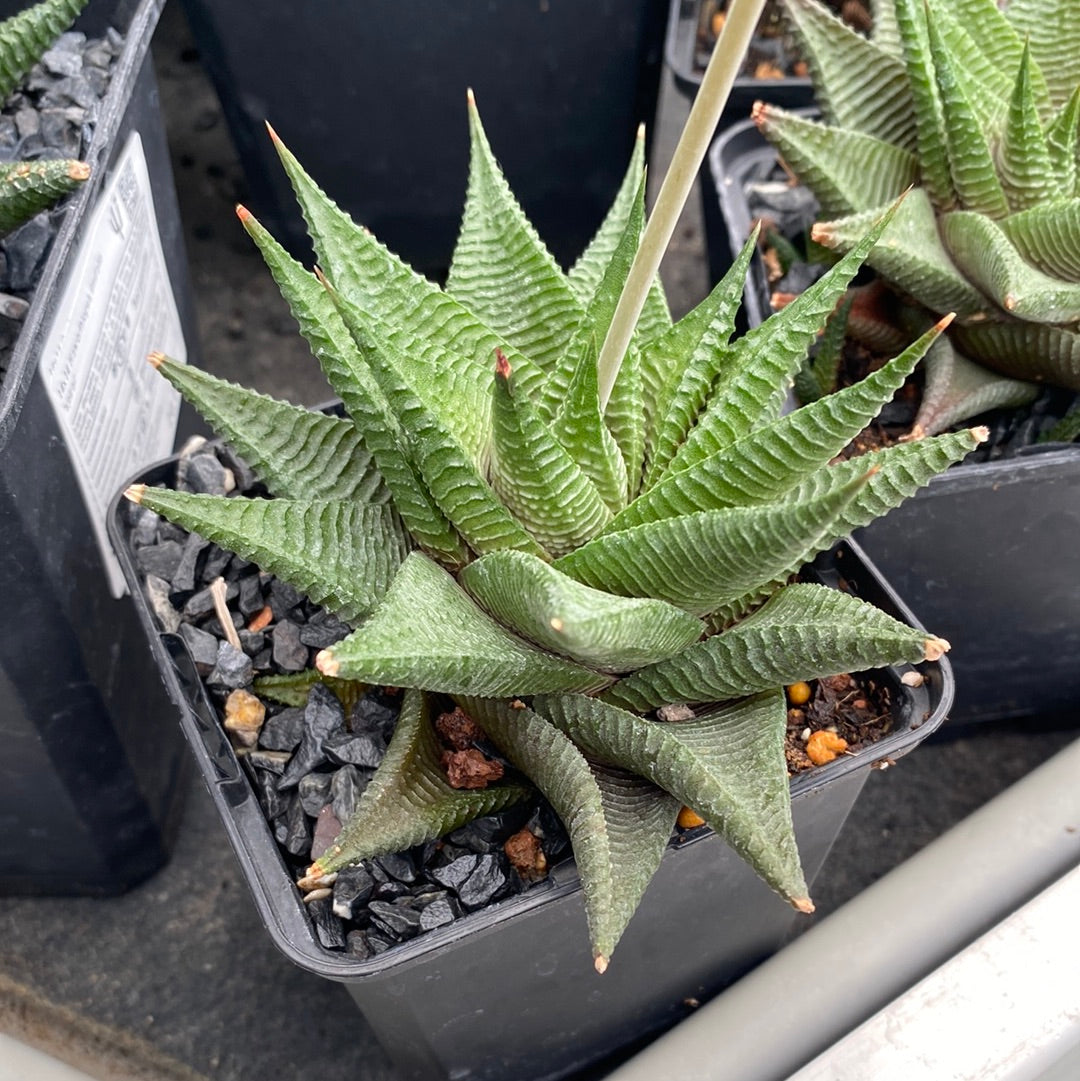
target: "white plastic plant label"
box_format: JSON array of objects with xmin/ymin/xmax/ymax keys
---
[{"xmin": 39, "ymin": 131, "xmax": 187, "ymax": 598}]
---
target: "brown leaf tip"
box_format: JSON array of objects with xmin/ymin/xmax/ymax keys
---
[
  {"xmin": 147, "ymin": 351, "xmax": 166, "ymax": 369},
  {"xmin": 594, "ymin": 955, "xmax": 609, "ymax": 974},
  {"xmin": 235, "ymin": 204, "xmax": 253, "ymax": 223},
  {"xmin": 934, "ymin": 312, "xmax": 957, "ymax": 332},
  {"xmin": 123, "ymin": 484, "xmax": 147, "ymax": 504},
  {"xmin": 494, "ymin": 347, "xmax": 512, "ymax": 380},
  {"xmin": 265, "ymin": 120, "xmax": 281, "ymax": 144},
  {"xmin": 793, "ymin": 896, "xmax": 816, "ymax": 915},
  {"xmin": 315, "ymin": 649, "xmax": 341, "ymax": 677},
  {"xmin": 924, "ymin": 636, "xmax": 951, "ymax": 662},
  {"xmin": 750, "ymin": 100, "xmax": 770, "ymax": 127},
  {"xmin": 69, "ymin": 161, "xmax": 90, "ymax": 181},
  {"xmin": 971, "ymin": 426, "xmax": 990, "ymax": 444}
]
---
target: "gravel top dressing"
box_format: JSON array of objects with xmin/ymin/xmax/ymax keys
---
[{"xmin": 0, "ymin": 24, "xmax": 122, "ymax": 377}]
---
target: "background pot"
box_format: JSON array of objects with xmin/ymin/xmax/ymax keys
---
[
  {"xmin": 178, "ymin": 0, "xmax": 669, "ymax": 279},
  {"xmin": 0, "ymin": 0, "xmax": 200, "ymax": 894},
  {"xmin": 109, "ymin": 451, "xmax": 953, "ymax": 1081},
  {"xmin": 707, "ymin": 117, "xmax": 1080, "ymax": 724}
]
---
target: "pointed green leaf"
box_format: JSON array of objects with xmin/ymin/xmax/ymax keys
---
[
  {"xmin": 782, "ymin": 0, "xmax": 916, "ymax": 150},
  {"xmin": 551, "ymin": 336, "xmax": 628, "ymax": 514},
  {"xmin": 1005, "ymin": 0, "xmax": 1080, "ymax": 109},
  {"xmin": 129, "ymin": 490, "xmax": 407, "ymax": 624},
  {"xmin": 328, "ymin": 288, "xmax": 545, "ymax": 559},
  {"xmin": 317, "ymin": 552, "xmax": 610, "ymax": 695},
  {"xmin": 928, "ymin": 0, "xmax": 1015, "ymax": 121},
  {"xmin": 999, "ymin": 45, "xmax": 1057, "ymax": 212},
  {"xmin": 601, "ymin": 583, "xmax": 943, "ymax": 712},
  {"xmin": 926, "ymin": 10, "xmax": 1009, "ymax": 218},
  {"xmin": 0, "ymin": 0, "xmax": 86, "ymax": 103},
  {"xmin": 1000, "ymin": 198, "xmax": 1080, "ymax": 281},
  {"xmin": 951, "ymin": 321, "xmax": 1080, "ymax": 389},
  {"xmin": 753, "ymin": 107, "xmax": 917, "ymax": 218},
  {"xmin": 554, "ymin": 469, "xmax": 871, "ymax": 617},
  {"xmin": 446, "ymin": 95, "xmax": 585, "ymax": 377},
  {"xmin": 609, "ymin": 318, "xmax": 947, "ymax": 530},
  {"xmin": 458, "ymin": 549, "xmax": 704, "ymax": 671},
  {"xmin": 794, "ymin": 292, "xmax": 853, "ymax": 404},
  {"xmin": 313, "ymin": 689, "xmax": 530, "ymax": 876},
  {"xmin": 661, "ymin": 208, "xmax": 901, "ymax": 479},
  {"xmin": 813, "ymin": 191, "xmax": 989, "ymax": 317},
  {"xmin": 934, "ymin": 0, "xmax": 1041, "ymax": 95},
  {"xmin": 536, "ymin": 690, "xmax": 810, "ymax": 910},
  {"xmin": 0, "ymin": 158, "xmax": 87, "ymax": 235},
  {"xmin": 568, "ymin": 127, "xmax": 672, "ymax": 342},
  {"xmin": 942, "ymin": 210, "xmax": 1080, "ymax": 324},
  {"xmin": 462, "ymin": 695, "xmax": 679, "ymax": 970},
  {"xmin": 1045, "ymin": 89, "xmax": 1080, "ymax": 194},
  {"xmin": 152, "ymin": 356, "xmax": 388, "ymax": 503},
  {"xmin": 604, "ymin": 341, "xmax": 645, "ymax": 500},
  {"xmin": 491, "ymin": 350, "xmax": 612, "ymax": 557},
  {"xmin": 641, "ymin": 233, "xmax": 758, "ymax": 487},
  {"xmin": 238, "ymin": 209, "xmax": 468, "ymax": 566},
  {"xmin": 913, "ymin": 336, "xmax": 1039, "ymax": 436},
  {"xmin": 869, "ymin": 0, "xmax": 902, "ymax": 56},
  {"xmin": 268, "ymin": 126, "xmax": 548, "ymax": 416},
  {"xmin": 254, "ymin": 670, "xmax": 368, "ymax": 711}
]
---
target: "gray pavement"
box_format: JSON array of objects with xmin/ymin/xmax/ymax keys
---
[{"xmin": 0, "ymin": 4, "xmax": 1076, "ymax": 1080}]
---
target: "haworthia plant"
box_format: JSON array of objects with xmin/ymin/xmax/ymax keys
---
[
  {"xmin": 128, "ymin": 94, "xmax": 981, "ymax": 971},
  {"xmin": 0, "ymin": 0, "xmax": 91, "ymax": 235},
  {"xmin": 757, "ymin": 0, "xmax": 1080, "ymax": 435}
]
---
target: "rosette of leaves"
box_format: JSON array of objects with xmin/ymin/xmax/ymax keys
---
[
  {"xmin": 127, "ymin": 98, "xmax": 981, "ymax": 971},
  {"xmin": 0, "ymin": 0, "xmax": 91, "ymax": 235},
  {"xmin": 755, "ymin": 0, "xmax": 1080, "ymax": 435}
]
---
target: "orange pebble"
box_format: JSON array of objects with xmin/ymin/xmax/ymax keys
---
[
  {"xmin": 806, "ymin": 730, "xmax": 848, "ymax": 766},
  {"xmin": 677, "ymin": 807, "xmax": 706, "ymax": 829},
  {"xmin": 248, "ymin": 604, "xmax": 273, "ymax": 632},
  {"xmin": 786, "ymin": 681, "xmax": 812, "ymax": 706}
]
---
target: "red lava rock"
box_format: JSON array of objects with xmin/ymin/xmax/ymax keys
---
[
  {"xmin": 441, "ymin": 748, "xmax": 504, "ymax": 790},
  {"xmin": 311, "ymin": 804, "xmax": 342, "ymax": 861},
  {"xmin": 435, "ymin": 706, "xmax": 485, "ymax": 750},
  {"xmin": 504, "ymin": 828, "xmax": 548, "ymax": 882}
]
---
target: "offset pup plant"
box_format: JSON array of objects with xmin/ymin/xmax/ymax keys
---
[
  {"xmin": 756, "ymin": 0, "xmax": 1080, "ymax": 435},
  {"xmin": 126, "ymin": 59, "xmax": 982, "ymax": 968},
  {"xmin": 0, "ymin": 0, "xmax": 91, "ymax": 235}
]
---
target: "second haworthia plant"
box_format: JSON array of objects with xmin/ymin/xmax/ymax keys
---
[
  {"xmin": 127, "ymin": 88, "xmax": 983, "ymax": 969},
  {"xmin": 0, "ymin": 0, "xmax": 91, "ymax": 235},
  {"xmin": 757, "ymin": 0, "xmax": 1080, "ymax": 435}
]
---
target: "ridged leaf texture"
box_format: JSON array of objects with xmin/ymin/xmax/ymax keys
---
[
  {"xmin": 131, "ymin": 488, "xmax": 407, "ymax": 625},
  {"xmin": 534, "ymin": 691, "xmax": 809, "ymax": 910},
  {"xmin": 0, "ymin": 0, "xmax": 86, "ymax": 102},
  {"xmin": 0, "ymin": 158, "xmax": 88, "ymax": 236},
  {"xmin": 462, "ymin": 695, "xmax": 680, "ymax": 970},
  {"xmin": 602, "ymin": 584, "xmax": 942, "ymax": 713},
  {"xmin": 312, "ymin": 689, "xmax": 530, "ymax": 876}
]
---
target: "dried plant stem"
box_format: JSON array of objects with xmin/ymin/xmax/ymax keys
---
[
  {"xmin": 596, "ymin": 0, "xmax": 768, "ymax": 409},
  {"xmin": 209, "ymin": 576, "xmax": 242, "ymax": 651}
]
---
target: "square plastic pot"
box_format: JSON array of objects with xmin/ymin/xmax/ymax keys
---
[
  {"xmin": 179, "ymin": 0, "xmax": 669, "ymax": 278},
  {"xmin": 108, "ymin": 451, "xmax": 953, "ymax": 1081},
  {"xmin": 707, "ymin": 117, "xmax": 1080, "ymax": 723},
  {"xmin": 0, "ymin": 0, "xmax": 200, "ymax": 894}
]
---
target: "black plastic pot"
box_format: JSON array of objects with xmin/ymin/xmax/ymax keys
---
[
  {"xmin": 178, "ymin": 0, "xmax": 669, "ymax": 279},
  {"xmin": 665, "ymin": 0, "xmax": 815, "ymax": 119},
  {"xmin": 109, "ymin": 451, "xmax": 953, "ymax": 1081},
  {"xmin": 0, "ymin": 0, "xmax": 199, "ymax": 894},
  {"xmin": 708, "ymin": 118, "xmax": 1080, "ymax": 724}
]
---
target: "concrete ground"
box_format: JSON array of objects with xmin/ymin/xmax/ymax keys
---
[{"xmin": 0, "ymin": 4, "xmax": 1076, "ymax": 1080}]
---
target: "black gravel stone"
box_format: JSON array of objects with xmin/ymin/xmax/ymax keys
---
[
  {"xmin": 268, "ymin": 579, "xmax": 304, "ymax": 620},
  {"xmin": 307, "ymin": 897, "xmax": 347, "ymax": 950},
  {"xmin": 157, "ymin": 522, "xmax": 189, "ymax": 545},
  {"xmin": 247, "ymin": 750, "xmax": 290, "ymax": 776},
  {"xmin": 374, "ymin": 851, "xmax": 417, "ymax": 884},
  {"xmin": 250, "ymin": 766, "xmax": 289, "ymax": 819},
  {"xmin": 299, "ymin": 609, "xmax": 352, "ymax": 648},
  {"xmin": 201, "ymin": 545, "xmax": 232, "ymax": 583},
  {"xmin": 282, "ymin": 795, "xmax": 311, "ymax": 857},
  {"xmin": 252, "ymin": 648, "xmax": 274, "ymax": 672},
  {"xmin": 372, "ymin": 879, "xmax": 411, "ymax": 901},
  {"xmin": 237, "ymin": 629, "xmax": 266, "ymax": 657},
  {"xmin": 171, "ymin": 533, "xmax": 208, "ymax": 593},
  {"xmin": 237, "ymin": 574, "xmax": 265, "ymax": 617},
  {"xmin": 258, "ymin": 706, "xmax": 305, "ymax": 752},
  {"xmin": 205, "ymin": 641, "xmax": 253, "ymax": 689},
  {"xmin": 183, "ymin": 581, "xmax": 237, "ymax": 619},
  {"xmin": 219, "ymin": 443, "xmax": 257, "ymax": 492},
  {"xmin": 180, "ymin": 452, "xmax": 230, "ymax": 496},
  {"xmin": 128, "ymin": 506, "xmax": 160, "ymax": 547},
  {"xmin": 457, "ymin": 854, "xmax": 511, "ymax": 910},
  {"xmin": 277, "ymin": 684, "xmax": 345, "ymax": 789},
  {"xmin": 330, "ymin": 764, "xmax": 367, "ymax": 824},
  {"xmin": 4, "ymin": 215, "xmax": 50, "ymax": 290},
  {"xmin": 271, "ymin": 620, "xmax": 308, "ymax": 672},
  {"xmin": 178, "ymin": 622, "xmax": 219, "ymax": 676},
  {"xmin": 345, "ymin": 930, "xmax": 375, "ymax": 959},
  {"xmin": 368, "ymin": 899, "xmax": 422, "ymax": 941},
  {"xmin": 350, "ymin": 695, "xmax": 398, "ymax": 740},
  {"xmin": 324, "ymin": 730, "xmax": 385, "ymax": 769},
  {"xmin": 135, "ymin": 540, "xmax": 184, "ymax": 581},
  {"xmin": 428, "ymin": 854, "xmax": 481, "ymax": 893},
  {"xmin": 298, "ymin": 771, "xmax": 333, "ymax": 817},
  {"xmin": 418, "ymin": 895, "xmax": 464, "ymax": 932},
  {"xmin": 332, "ymin": 865, "xmax": 375, "ymax": 920},
  {"xmin": 201, "ymin": 611, "xmax": 244, "ymax": 640},
  {"xmin": 447, "ymin": 805, "xmax": 531, "ymax": 853}
]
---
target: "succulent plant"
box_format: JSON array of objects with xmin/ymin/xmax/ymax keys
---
[
  {"xmin": 755, "ymin": 0, "xmax": 1080, "ymax": 435},
  {"xmin": 125, "ymin": 96, "xmax": 982, "ymax": 970},
  {"xmin": 0, "ymin": 0, "xmax": 91, "ymax": 236}
]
